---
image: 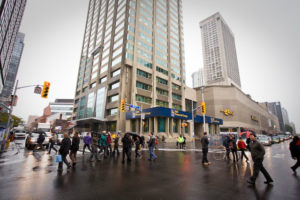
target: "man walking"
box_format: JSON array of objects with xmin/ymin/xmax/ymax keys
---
[
  {"xmin": 147, "ymin": 132, "xmax": 157, "ymax": 161},
  {"xmin": 201, "ymin": 132, "xmax": 210, "ymax": 165},
  {"xmin": 121, "ymin": 133, "xmax": 133, "ymax": 164},
  {"xmin": 290, "ymin": 136, "xmax": 300, "ymax": 173},
  {"xmin": 247, "ymin": 133, "xmax": 273, "ymax": 185},
  {"xmin": 48, "ymin": 132, "xmax": 58, "ymax": 154},
  {"xmin": 83, "ymin": 132, "xmax": 92, "ymax": 155}
]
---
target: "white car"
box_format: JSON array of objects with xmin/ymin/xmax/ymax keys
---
[
  {"xmin": 25, "ymin": 132, "xmax": 49, "ymax": 150},
  {"xmin": 14, "ymin": 130, "xmax": 26, "ymax": 139}
]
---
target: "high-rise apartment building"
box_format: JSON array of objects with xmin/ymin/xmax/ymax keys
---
[
  {"xmin": 200, "ymin": 12, "xmax": 241, "ymax": 88},
  {"xmin": 0, "ymin": 0, "xmax": 27, "ymax": 92},
  {"xmin": 191, "ymin": 68, "xmax": 205, "ymax": 88},
  {"xmin": 267, "ymin": 102, "xmax": 285, "ymax": 132},
  {"xmin": 0, "ymin": 32, "xmax": 25, "ymax": 103},
  {"xmin": 73, "ymin": 0, "xmax": 186, "ymax": 132}
]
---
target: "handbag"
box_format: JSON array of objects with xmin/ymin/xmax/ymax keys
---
[{"xmin": 56, "ymin": 155, "xmax": 62, "ymax": 162}]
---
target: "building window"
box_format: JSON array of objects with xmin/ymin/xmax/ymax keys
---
[
  {"xmin": 108, "ymin": 108, "xmax": 118, "ymax": 115},
  {"xmin": 172, "ymin": 83, "xmax": 181, "ymax": 90},
  {"xmin": 108, "ymin": 94, "xmax": 119, "ymax": 102},
  {"xmin": 110, "ymin": 81, "xmax": 120, "ymax": 90},
  {"xmin": 156, "ymin": 100, "xmax": 168, "ymax": 107},
  {"xmin": 99, "ymin": 76, "xmax": 107, "ymax": 83},
  {"xmin": 172, "ymin": 93, "xmax": 181, "ymax": 100},
  {"xmin": 156, "ymin": 66, "xmax": 168, "ymax": 76},
  {"xmin": 111, "ymin": 69, "xmax": 121, "ymax": 77},
  {"xmin": 172, "ymin": 104, "xmax": 182, "ymax": 110},
  {"xmin": 156, "ymin": 88, "xmax": 168, "ymax": 96},
  {"xmin": 136, "ymin": 94, "xmax": 151, "ymax": 104},
  {"xmin": 136, "ymin": 81, "xmax": 152, "ymax": 91},
  {"xmin": 86, "ymin": 92, "xmax": 95, "ymax": 117},
  {"xmin": 137, "ymin": 69, "xmax": 152, "ymax": 79},
  {"xmin": 157, "ymin": 77, "xmax": 168, "ymax": 85},
  {"xmin": 96, "ymin": 87, "xmax": 106, "ymax": 118},
  {"xmin": 137, "ymin": 57, "xmax": 152, "ymax": 69}
]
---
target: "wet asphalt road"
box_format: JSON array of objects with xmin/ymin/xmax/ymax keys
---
[{"xmin": 0, "ymin": 139, "xmax": 299, "ymax": 200}]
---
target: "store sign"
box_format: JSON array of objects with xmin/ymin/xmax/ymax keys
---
[
  {"xmin": 251, "ymin": 115, "xmax": 259, "ymax": 122},
  {"xmin": 220, "ymin": 109, "xmax": 234, "ymax": 116}
]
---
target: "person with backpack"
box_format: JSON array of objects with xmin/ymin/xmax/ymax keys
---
[
  {"xmin": 290, "ymin": 136, "xmax": 300, "ymax": 173},
  {"xmin": 237, "ymin": 137, "xmax": 249, "ymax": 161},
  {"xmin": 99, "ymin": 131, "xmax": 107, "ymax": 158},
  {"xmin": 58, "ymin": 133, "xmax": 71, "ymax": 172}
]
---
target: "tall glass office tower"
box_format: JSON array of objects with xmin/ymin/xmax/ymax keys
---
[{"xmin": 73, "ymin": 0, "xmax": 186, "ymax": 132}]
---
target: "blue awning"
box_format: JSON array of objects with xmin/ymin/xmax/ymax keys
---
[{"xmin": 126, "ymin": 107, "xmax": 223, "ymax": 125}]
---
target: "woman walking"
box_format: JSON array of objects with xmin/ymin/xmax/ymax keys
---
[
  {"xmin": 237, "ymin": 137, "xmax": 249, "ymax": 161},
  {"xmin": 70, "ymin": 131, "xmax": 80, "ymax": 167},
  {"xmin": 58, "ymin": 133, "xmax": 71, "ymax": 172}
]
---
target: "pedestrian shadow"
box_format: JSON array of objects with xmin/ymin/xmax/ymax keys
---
[{"xmin": 249, "ymin": 184, "xmax": 273, "ymax": 199}]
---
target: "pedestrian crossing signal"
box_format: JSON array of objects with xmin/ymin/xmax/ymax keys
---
[
  {"xmin": 41, "ymin": 81, "xmax": 50, "ymax": 99},
  {"xmin": 201, "ymin": 102, "xmax": 206, "ymax": 114},
  {"xmin": 120, "ymin": 99, "xmax": 125, "ymax": 112}
]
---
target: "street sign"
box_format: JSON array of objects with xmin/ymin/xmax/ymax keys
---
[
  {"xmin": 141, "ymin": 113, "xmax": 145, "ymax": 120},
  {"xmin": 125, "ymin": 105, "xmax": 129, "ymax": 111},
  {"xmin": 34, "ymin": 86, "xmax": 42, "ymax": 94},
  {"xmin": 130, "ymin": 105, "xmax": 140, "ymax": 110}
]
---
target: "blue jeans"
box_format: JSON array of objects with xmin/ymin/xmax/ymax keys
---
[{"xmin": 149, "ymin": 147, "xmax": 157, "ymax": 160}]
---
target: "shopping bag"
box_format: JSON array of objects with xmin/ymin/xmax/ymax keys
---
[{"xmin": 56, "ymin": 155, "xmax": 62, "ymax": 162}]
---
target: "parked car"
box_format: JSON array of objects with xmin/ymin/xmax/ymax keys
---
[
  {"xmin": 257, "ymin": 135, "xmax": 272, "ymax": 146},
  {"xmin": 278, "ymin": 135, "xmax": 286, "ymax": 142},
  {"xmin": 271, "ymin": 136, "xmax": 280, "ymax": 144},
  {"xmin": 25, "ymin": 132, "xmax": 49, "ymax": 150}
]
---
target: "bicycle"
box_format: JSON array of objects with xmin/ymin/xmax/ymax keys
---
[{"xmin": 212, "ymin": 146, "xmax": 226, "ymax": 161}]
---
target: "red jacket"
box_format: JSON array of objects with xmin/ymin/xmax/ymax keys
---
[{"xmin": 238, "ymin": 140, "xmax": 246, "ymax": 150}]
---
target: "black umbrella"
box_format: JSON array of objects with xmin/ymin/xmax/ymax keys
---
[{"xmin": 126, "ymin": 132, "xmax": 141, "ymax": 141}]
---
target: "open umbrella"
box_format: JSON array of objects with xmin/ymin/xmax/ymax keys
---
[{"xmin": 126, "ymin": 132, "xmax": 141, "ymax": 141}]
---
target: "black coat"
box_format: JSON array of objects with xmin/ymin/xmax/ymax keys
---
[
  {"xmin": 59, "ymin": 138, "xmax": 71, "ymax": 155},
  {"xmin": 122, "ymin": 135, "xmax": 133, "ymax": 149},
  {"xmin": 290, "ymin": 139, "xmax": 300, "ymax": 157},
  {"xmin": 71, "ymin": 136, "xmax": 80, "ymax": 151},
  {"xmin": 249, "ymin": 140, "xmax": 265, "ymax": 160}
]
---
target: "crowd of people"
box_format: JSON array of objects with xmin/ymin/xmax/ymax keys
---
[
  {"xmin": 33, "ymin": 129, "xmax": 300, "ymax": 179},
  {"xmin": 53, "ymin": 131, "xmax": 158, "ymax": 172},
  {"xmin": 201, "ymin": 132, "xmax": 300, "ymax": 185}
]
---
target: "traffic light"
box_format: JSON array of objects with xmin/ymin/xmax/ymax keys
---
[
  {"xmin": 201, "ymin": 102, "xmax": 206, "ymax": 114},
  {"xmin": 120, "ymin": 99, "xmax": 125, "ymax": 112},
  {"xmin": 41, "ymin": 81, "xmax": 50, "ymax": 99}
]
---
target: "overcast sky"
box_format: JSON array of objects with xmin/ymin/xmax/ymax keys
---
[{"xmin": 14, "ymin": 0, "xmax": 300, "ymax": 132}]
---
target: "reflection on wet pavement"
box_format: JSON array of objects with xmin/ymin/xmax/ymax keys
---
[{"xmin": 0, "ymin": 140, "xmax": 299, "ymax": 199}]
